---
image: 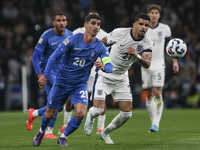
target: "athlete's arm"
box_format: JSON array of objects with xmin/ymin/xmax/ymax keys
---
[
  {"xmin": 32, "ymin": 49, "xmax": 43, "ymax": 79},
  {"xmin": 101, "ymin": 37, "xmax": 109, "ymax": 47},
  {"xmin": 127, "ymin": 47, "xmax": 152, "ymax": 68},
  {"xmin": 38, "ymin": 48, "xmax": 64, "ymax": 88},
  {"xmin": 94, "ymin": 60, "xmax": 113, "ymax": 73}
]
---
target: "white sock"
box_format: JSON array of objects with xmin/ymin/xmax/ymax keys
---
[
  {"xmin": 60, "ymin": 133, "xmax": 67, "ymax": 138},
  {"xmin": 45, "ymin": 127, "xmax": 53, "ymax": 135},
  {"xmin": 155, "ymin": 95, "xmax": 164, "ymax": 127},
  {"xmin": 146, "ymin": 97, "xmax": 157, "ymax": 126},
  {"xmin": 63, "ymin": 111, "xmax": 72, "ymax": 126},
  {"xmin": 32, "ymin": 110, "xmax": 39, "ymax": 117},
  {"xmin": 97, "ymin": 114, "xmax": 106, "ymax": 129},
  {"xmin": 89, "ymin": 107, "xmax": 104, "ymax": 119},
  {"xmin": 103, "ymin": 111, "xmax": 132, "ymax": 135}
]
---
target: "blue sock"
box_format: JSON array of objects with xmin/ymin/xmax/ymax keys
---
[
  {"xmin": 48, "ymin": 109, "xmax": 59, "ymax": 128},
  {"xmin": 41, "ymin": 113, "xmax": 50, "ymax": 132},
  {"xmin": 38, "ymin": 106, "xmax": 47, "ymax": 116},
  {"xmin": 63, "ymin": 115, "xmax": 83, "ymax": 137}
]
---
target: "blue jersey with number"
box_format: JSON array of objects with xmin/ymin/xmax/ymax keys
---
[
  {"xmin": 44, "ymin": 33, "xmax": 110, "ymax": 86},
  {"xmin": 35, "ymin": 28, "xmax": 73, "ymax": 74}
]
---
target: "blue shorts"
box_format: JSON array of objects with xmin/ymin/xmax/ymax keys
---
[
  {"xmin": 47, "ymin": 82, "xmax": 88, "ymax": 109},
  {"xmin": 44, "ymin": 72, "xmax": 56, "ymax": 98}
]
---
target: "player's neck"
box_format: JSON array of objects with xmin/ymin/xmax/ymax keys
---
[
  {"xmin": 132, "ymin": 30, "xmax": 143, "ymax": 40},
  {"xmin": 150, "ymin": 22, "xmax": 158, "ymax": 29},
  {"xmin": 83, "ymin": 33, "xmax": 95, "ymax": 44},
  {"xmin": 53, "ymin": 28, "xmax": 64, "ymax": 35}
]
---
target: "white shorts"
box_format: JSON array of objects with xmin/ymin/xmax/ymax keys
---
[
  {"xmin": 93, "ymin": 75, "xmax": 132, "ymax": 102},
  {"xmin": 141, "ymin": 68, "xmax": 165, "ymax": 89},
  {"xmin": 87, "ymin": 76, "xmax": 94, "ymax": 93}
]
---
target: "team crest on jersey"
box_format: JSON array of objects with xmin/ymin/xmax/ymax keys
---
[
  {"xmin": 63, "ymin": 38, "xmax": 69, "ymax": 45},
  {"xmin": 136, "ymin": 45, "xmax": 143, "ymax": 52},
  {"xmin": 38, "ymin": 38, "xmax": 43, "ymax": 44},
  {"xmin": 158, "ymin": 31, "xmax": 162, "ymax": 37},
  {"xmin": 97, "ymin": 89, "xmax": 103, "ymax": 96},
  {"xmin": 91, "ymin": 52, "xmax": 95, "ymax": 57}
]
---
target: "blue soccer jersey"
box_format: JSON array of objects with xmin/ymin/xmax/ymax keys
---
[
  {"xmin": 44, "ymin": 33, "xmax": 111, "ymax": 85},
  {"xmin": 33, "ymin": 28, "xmax": 73, "ymax": 74},
  {"xmin": 44, "ymin": 33, "xmax": 112, "ymax": 109}
]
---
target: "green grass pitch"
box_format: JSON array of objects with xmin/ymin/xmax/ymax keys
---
[{"xmin": 0, "ymin": 109, "xmax": 199, "ymax": 150}]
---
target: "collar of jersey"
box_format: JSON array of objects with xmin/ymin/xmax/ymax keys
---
[
  {"xmin": 149, "ymin": 23, "xmax": 159, "ymax": 29},
  {"xmin": 130, "ymin": 28, "xmax": 144, "ymax": 41}
]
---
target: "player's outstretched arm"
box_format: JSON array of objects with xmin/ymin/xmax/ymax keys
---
[
  {"xmin": 94, "ymin": 61, "xmax": 113, "ymax": 73},
  {"xmin": 127, "ymin": 47, "xmax": 152, "ymax": 68}
]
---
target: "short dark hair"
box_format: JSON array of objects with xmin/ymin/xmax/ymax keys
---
[
  {"xmin": 147, "ymin": 4, "xmax": 161, "ymax": 14},
  {"xmin": 135, "ymin": 13, "xmax": 150, "ymax": 22},
  {"xmin": 85, "ymin": 13, "xmax": 101, "ymax": 23},
  {"xmin": 53, "ymin": 11, "xmax": 67, "ymax": 20}
]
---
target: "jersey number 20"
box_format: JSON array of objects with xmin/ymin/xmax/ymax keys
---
[{"xmin": 73, "ymin": 57, "xmax": 86, "ymax": 67}]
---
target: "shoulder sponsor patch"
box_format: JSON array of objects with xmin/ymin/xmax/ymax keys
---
[
  {"xmin": 63, "ymin": 38, "xmax": 69, "ymax": 45},
  {"xmin": 38, "ymin": 38, "xmax": 43, "ymax": 44}
]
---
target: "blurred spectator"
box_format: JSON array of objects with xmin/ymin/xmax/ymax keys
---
[
  {"xmin": 185, "ymin": 85, "xmax": 200, "ymax": 108},
  {"xmin": 0, "ymin": 66, "xmax": 6, "ymax": 111}
]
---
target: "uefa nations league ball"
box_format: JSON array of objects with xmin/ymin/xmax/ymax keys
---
[{"xmin": 166, "ymin": 38, "xmax": 187, "ymax": 59}]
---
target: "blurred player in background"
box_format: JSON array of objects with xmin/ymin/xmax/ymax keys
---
[
  {"xmin": 84, "ymin": 13, "xmax": 153, "ymax": 144},
  {"xmin": 141, "ymin": 4, "xmax": 179, "ymax": 132},
  {"xmin": 26, "ymin": 12, "xmax": 73, "ymax": 139},
  {"xmin": 33, "ymin": 12, "xmax": 113, "ymax": 147},
  {"xmin": 58, "ymin": 11, "xmax": 108, "ymax": 135}
]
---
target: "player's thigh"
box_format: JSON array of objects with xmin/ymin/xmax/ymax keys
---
[
  {"xmin": 70, "ymin": 83, "xmax": 88, "ymax": 108},
  {"xmin": 118, "ymin": 101, "xmax": 132, "ymax": 112},
  {"xmin": 141, "ymin": 69, "xmax": 152, "ymax": 89},
  {"xmin": 47, "ymin": 84, "xmax": 69, "ymax": 109},
  {"xmin": 93, "ymin": 76, "xmax": 112, "ymax": 100}
]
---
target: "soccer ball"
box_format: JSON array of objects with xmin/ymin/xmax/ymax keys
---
[{"xmin": 166, "ymin": 38, "xmax": 187, "ymax": 59}]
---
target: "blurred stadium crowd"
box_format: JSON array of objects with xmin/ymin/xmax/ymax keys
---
[{"xmin": 0, "ymin": 0, "xmax": 200, "ymax": 111}]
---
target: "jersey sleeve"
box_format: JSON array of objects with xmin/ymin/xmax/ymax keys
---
[
  {"xmin": 106, "ymin": 28, "xmax": 122, "ymax": 45},
  {"xmin": 165, "ymin": 25, "xmax": 171, "ymax": 38},
  {"xmin": 34, "ymin": 32, "xmax": 48, "ymax": 52}
]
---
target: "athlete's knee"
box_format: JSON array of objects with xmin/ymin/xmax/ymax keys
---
[
  {"xmin": 155, "ymin": 95, "xmax": 163, "ymax": 103},
  {"xmin": 75, "ymin": 110, "xmax": 86, "ymax": 120},
  {"xmin": 120, "ymin": 111, "xmax": 132, "ymax": 121},
  {"xmin": 45, "ymin": 111, "xmax": 56, "ymax": 120}
]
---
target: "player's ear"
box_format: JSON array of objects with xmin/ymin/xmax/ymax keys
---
[
  {"xmin": 53, "ymin": 21, "xmax": 55, "ymax": 27},
  {"xmin": 84, "ymin": 22, "xmax": 87, "ymax": 28},
  {"xmin": 133, "ymin": 23, "xmax": 135, "ymax": 28}
]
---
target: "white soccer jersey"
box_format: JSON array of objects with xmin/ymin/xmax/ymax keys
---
[
  {"xmin": 99, "ymin": 28, "xmax": 153, "ymax": 81},
  {"xmin": 143, "ymin": 23, "xmax": 171, "ymax": 71}
]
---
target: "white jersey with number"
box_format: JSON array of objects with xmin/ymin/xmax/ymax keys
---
[
  {"xmin": 99, "ymin": 27, "xmax": 153, "ymax": 81},
  {"xmin": 143, "ymin": 23, "xmax": 171, "ymax": 71},
  {"xmin": 73, "ymin": 27, "xmax": 108, "ymax": 92}
]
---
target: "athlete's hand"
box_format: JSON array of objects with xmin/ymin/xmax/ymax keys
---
[
  {"xmin": 173, "ymin": 60, "xmax": 179, "ymax": 73},
  {"xmin": 37, "ymin": 73, "xmax": 43, "ymax": 79},
  {"xmin": 94, "ymin": 61, "xmax": 105, "ymax": 71},
  {"xmin": 38, "ymin": 76, "xmax": 48, "ymax": 89},
  {"xmin": 127, "ymin": 47, "xmax": 137, "ymax": 57}
]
